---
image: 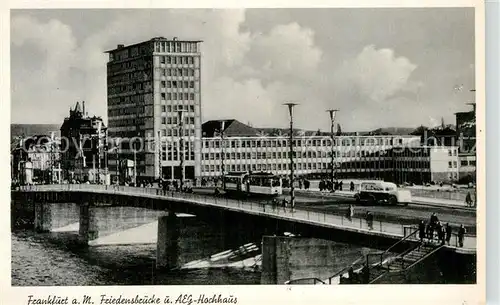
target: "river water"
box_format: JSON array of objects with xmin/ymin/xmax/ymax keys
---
[{"xmin": 11, "ymin": 205, "xmax": 371, "ymax": 286}]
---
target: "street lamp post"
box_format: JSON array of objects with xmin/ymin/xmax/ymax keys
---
[
  {"xmin": 178, "ymin": 111, "xmax": 185, "ymax": 192},
  {"xmin": 284, "ymin": 102, "xmax": 298, "ymax": 210},
  {"xmin": 327, "ymin": 109, "xmax": 339, "ymax": 192},
  {"xmin": 158, "ymin": 130, "xmax": 162, "ymax": 182}
]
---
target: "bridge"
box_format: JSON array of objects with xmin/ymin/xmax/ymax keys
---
[{"xmin": 12, "ymin": 184, "xmax": 476, "ymax": 284}]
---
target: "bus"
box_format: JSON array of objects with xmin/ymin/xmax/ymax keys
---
[{"xmin": 224, "ymin": 171, "xmax": 282, "ymax": 197}]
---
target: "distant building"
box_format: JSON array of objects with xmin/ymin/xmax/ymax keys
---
[
  {"xmin": 60, "ymin": 102, "xmax": 107, "ymax": 182},
  {"xmin": 105, "ymin": 37, "xmax": 202, "ymax": 182},
  {"xmin": 455, "ymin": 103, "xmax": 476, "ymax": 183},
  {"xmin": 199, "ymin": 119, "xmax": 459, "ymax": 184},
  {"xmin": 11, "ymin": 134, "xmax": 61, "ymax": 184}
]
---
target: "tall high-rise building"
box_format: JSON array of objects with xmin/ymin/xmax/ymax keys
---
[{"xmin": 105, "ymin": 37, "xmax": 202, "ymax": 182}]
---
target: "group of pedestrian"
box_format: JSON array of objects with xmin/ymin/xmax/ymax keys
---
[
  {"xmin": 418, "ymin": 213, "xmax": 467, "ymax": 247},
  {"xmin": 318, "ymin": 180, "xmax": 353, "ymax": 192}
]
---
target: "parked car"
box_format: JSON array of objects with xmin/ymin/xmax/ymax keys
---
[{"xmin": 354, "ymin": 181, "xmax": 411, "ymax": 206}]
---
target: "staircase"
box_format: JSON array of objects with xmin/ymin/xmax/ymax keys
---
[
  {"xmin": 284, "ymin": 226, "xmax": 446, "ymax": 285},
  {"xmin": 369, "ymin": 242, "xmax": 444, "ymax": 283},
  {"xmin": 337, "ymin": 226, "xmax": 445, "ymax": 284}
]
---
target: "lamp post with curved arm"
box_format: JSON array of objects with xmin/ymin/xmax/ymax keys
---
[
  {"xmin": 327, "ymin": 109, "xmax": 339, "ymax": 192},
  {"xmin": 284, "ymin": 102, "xmax": 298, "ymax": 210}
]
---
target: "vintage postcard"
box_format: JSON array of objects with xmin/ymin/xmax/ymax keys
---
[{"xmin": 1, "ymin": 1, "xmax": 486, "ymax": 305}]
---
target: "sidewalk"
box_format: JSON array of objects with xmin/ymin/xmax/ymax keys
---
[{"xmin": 284, "ymin": 187, "xmax": 474, "ymax": 210}]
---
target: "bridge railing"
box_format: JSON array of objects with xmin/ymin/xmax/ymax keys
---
[{"xmin": 17, "ymin": 184, "xmax": 476, "ymax": 250}]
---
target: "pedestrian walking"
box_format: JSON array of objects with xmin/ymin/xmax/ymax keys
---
[
  {"xmin": 440, "ymin": 226, "xmax": 446, "ymax": 245},
  {"xmin": 430, "ymin": 213, "xmax": 439, "ymax": 228},
  {"xmin": 361, "ymin": 263, "xmax": 370, "ymax": 284},
  {"xmin": 418, "ymin": 220, "xmax": 426, "ymax": 242},
  {"xmin": 347, "ymin": 205, "xmax": 354, "ymax": 221},
  {"xmin": 282, "ymin": 198, "xmax": 288, "ymax": 213},
  {"xmin": 458, "ymin": 225, "xmax": 466, "ymax": 247},
  {"xmin": 366, "ymin": 211, "xmax": 374, "ymax": 230},
  {"xmin": 445, "ymin": 223, "xmax": 452, "ymax": 245},
  {"xmin": 427, "ymin": 223, "xmax": 434, "ymax": 240},
  {"xmin": 465, "ymin": 192, "xmax": 473, "ymax": 207}
]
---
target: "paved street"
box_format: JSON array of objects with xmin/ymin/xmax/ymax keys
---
[{"xmin": 192, "ymin": 187, "xmax": 477, "ymax": 234}]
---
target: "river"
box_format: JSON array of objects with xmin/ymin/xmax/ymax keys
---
[{"xmin": 11, "ymin": 205, "xmax": 371, "ymax": 286}]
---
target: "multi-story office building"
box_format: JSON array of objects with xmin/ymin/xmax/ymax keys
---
[
  {"xmin": 106, "ymin": 37, "xmax": 202, "ymax": 182},
  {"xmin": 200, "ymin": 120, "xmax": 460, "ymax": 184}
]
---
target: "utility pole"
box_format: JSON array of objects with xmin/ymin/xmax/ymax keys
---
[
  {"xmin": 116, "ymin": 146, "xmax": 119, "ymax": 185},
  {"xmin": 178, "ymin": 111, "xmax": 185, "ymax": 192},
  {"xmin": 158, "ymin": 130, "xmax": 162, "ymax": 182},
  {"xmin": 284, "ymin": 102, "xmax": 298, "ymax": 210},
  {"xmin": 327, "ymin": 109, "xmax": 339, "ymax": 192},
  {"xmin": 132, "ymin": 134, "xmax": 138, "ymax": 186}
]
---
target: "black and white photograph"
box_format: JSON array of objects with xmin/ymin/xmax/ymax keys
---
[{"xmin": 4, "ymin": 2, "xmax": 486, "ymax": 303}]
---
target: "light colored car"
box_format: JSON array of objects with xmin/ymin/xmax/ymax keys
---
[{"xmin": 354, "ymin": 181, "xmax": 412, "ymax": 206}]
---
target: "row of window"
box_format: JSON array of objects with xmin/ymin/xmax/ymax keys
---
[
  {"xmin": 201, "ymin": 150, "xmax": 429, "ymax": 161},
  {"xmin": 162, "ymin": 151, "xmax": 196, "ymax": 161},
  {"xmin": 109, "ymin": 118, "xmax": 143, "ymax": 127},
  {"xmin": 161, "ymin": 80, "xmax": 196, "ymax": 89},
  {"xmin": 161, "ymin": 92, "xmax": 196, "ymax": 101},
  {"xmin": 108, "ymin": 71, "xmax": 150, "ymax": 86},
  {"xmin": 161, "ymin": 116, "xmax": 195, "ymax": 125},
  {"xmin": 160, "ymin": 68, "xmax": 197, "ymax": 77},
  {"xmin": 159, "ymin": 128, "xmax": 196, "ymax": 137},
  {"xmin": 108, "ymin": 94, "xmax": 146, "ymax": 106},
  {"xmin": 202, "ymin": 160, "xmax": 435, "ymax": 174},
  {"xmin": 448, "ymin": 161, "xmax": 458, "ymax": 168},
  {"xmin": 107, "ymin": 59, "xmax": 150, "ymax": 74},
  {"xmin": 202, "ymin": 138, "xmax": 413, "ymax": 149},
  {"xmin": 109, "ymin": 106, "xmax": 145, "ymax": 117},
  {"xmin": 460, "ymin": 160, "xmax": 477, "ymax": 166},
  {"xmin": 154, "ymin": 41, "xmax": 199, "ymax": 54},
  {"xmin": 159, "ymin": 56, "xmax": 196, "ymax": 65},
  {"xmin": 108, "ymin": 82, "xmax": 152, "ymax": 95},
  {"xmin": 161, "ymin": 104, "xmax": 196, "ymax": 113}
]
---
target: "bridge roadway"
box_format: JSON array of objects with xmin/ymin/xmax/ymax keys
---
[
  {"xmin": 191, "ymin": 188, "xmax": 477, "ymax": 234},
  {"xmin": 16, "ymin": 184, "xmax": 476, "ymax": 251}
]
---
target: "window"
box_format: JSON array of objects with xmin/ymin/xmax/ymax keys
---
[
  {"xmin": 161, "ymin": 105, "xmax": 166, "ymax": 112},
  {"xmin": 190, "ymin": 93, "xmax": 195, "ymax": 100},
  {"xmin": 448, "ymin": 150, "xmax": 452, "ymax": 156},
  {"xmin": 161, "ymin": 93, "xmax": 166, "ymax": 100},
  {"xmin": 167, "ymin": 93, "xmax": 172, "ymax": 100},
  {"xmin": 161, "ymin": 117, "xmax": 166, "ymax": 124},
  {"xmin": 448, "ymin": 161, "xmax": 452, "ymax": 168},
  {"xmin": 161, "ymin": 81, "xmax": 166, "ymax": 88},
  {"xmin": 160, "ymin": 57, "xmax": 165, "ymax": 64},
  {"xmin": 167, "ymin": 57, "xmax": 172, "ymax": 64},
  {"xmin": 453, "ymin": 161, "xmax": 457, "ymax": 168}
]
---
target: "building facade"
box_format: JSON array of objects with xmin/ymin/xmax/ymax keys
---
[
  {"xmin": 11, "ymin": 134, "xmax": 62, "ymax": 184},
  {"xmin": 106, "ymin": 37, "xmax": 202, "ymax": 182},
  {"xmin": 199, "ymin": 120, "xmax": 459, "ymax": 185},
  {"xmin": 60, "ymin": 102, "xmax": 107, "ymax": 182},
  {"xmin": 455, "ymin": 103, "xmax": 476, "ymax": 183}
]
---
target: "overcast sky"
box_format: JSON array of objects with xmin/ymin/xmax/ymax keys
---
[{"xmin": 10, "ymin": 8, "xmax": 475, "ymax": 131}]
